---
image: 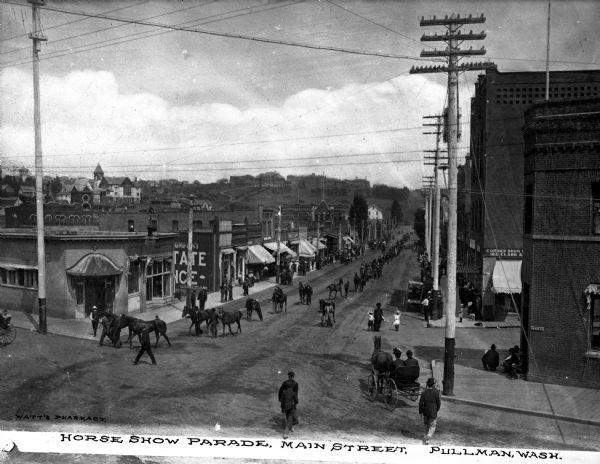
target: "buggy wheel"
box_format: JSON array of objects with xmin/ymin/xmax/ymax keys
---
[
  {"xmin": 367, "ymin": 373, "xmax": 377, "ymax": 401},
  {"xmin": 385, "ymin": 378, "xmax": 398, "ymax": 411},
  {"xmin": 1, "ymin": 325, "xmax": 16, "ymax": 345}
]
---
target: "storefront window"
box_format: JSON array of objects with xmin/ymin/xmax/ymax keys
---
[
  {"xmin": 128, "ymin": 260, "xmax": 140, "ymax": 294},
  {"xmin": 592, "ymin": 297, "xmax": 600, "ymax": 351},
  {"xmin": 0, "ymin": 267, "xmax": 38, "ymax": 289},
  {"xmin": 146, "ymin": 258, "xmax": 171, "ymax": 299}
]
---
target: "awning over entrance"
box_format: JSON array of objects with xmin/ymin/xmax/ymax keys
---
[
  {"xmin": 220, "ymin": 248, "xmax": 235, "ymax": 254},
  {"xmin": 491, "ymin": 259, "xmax": 522, "ymax": 294},
  {"xmin": 343, "ymin": 236, "xmax": 354, "ymax": 244},
  {"xmin": 263, "ymin": 242, "xmax": 296, "ymax": 257},
  {"xmin": 312, "ymin": 240, "xmax": 326, "ymax": 250},
  {"xmin": 247, "ymin": 245, "xmax": 275, "ymax": 264},
  {"xmin": 66, "ymin": 253, "xmax": 121, "ymax": 276},
  {"xmin": 291, "ymin": 239, "xmax": 316, "ymax": 258}
]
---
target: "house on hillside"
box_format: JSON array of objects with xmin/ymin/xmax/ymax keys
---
[
  {"xmin": 93, "ymin": 163, "xmax": 141, "ymax": 204},
  {"xmin": 57, "ymin": 179, "xmax": 94, "ymax": 205}
]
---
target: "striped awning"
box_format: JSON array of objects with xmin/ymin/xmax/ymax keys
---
[
  {"xmin": 247, "ymin": 245, "xmax": 275, "ymax": 264},
  {"xmin": 263, "ymin": 242, "xmax": 296, "ymax": 257},
  {"xmin": 66, "ymin": 253, "xmax": 121, "ymax": 276}
]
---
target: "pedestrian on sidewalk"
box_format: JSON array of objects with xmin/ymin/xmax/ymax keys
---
[
  {"xmin": 421, "ymin": 294, "xmax": 431, "ymax": 327},
  {"xmin": 419, "ymin": 378, "xmax": 441, "ymax": 445},
  {"xmin": 227, "ymin": 280, "xmax": 233, "ymax": 301},
  {"xmin": 89, "ymin": 305, "xmax": 99, "ymax": 337},
  {"xmin": 482, "ymin": 344, "xmax": 500, "ymax": 371},
  {"xmin": 367, "ymin": 310, "xmax": 374, "ymax": 331},
  {"xmin": 133, "ymin": 329, "xmax": 156, "ymax": 365},
  {"xmin": 344, "ymin": 280, "xmax": 349, "ymax": 297},
  {"xmin": 242, "ymin": 279, "xmax": 249, "ymax": 296}
]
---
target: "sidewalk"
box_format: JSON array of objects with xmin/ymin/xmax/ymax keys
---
[
  {"xmin": 8, "ymin": 276, "xmax": 280, "ymax": 340},
  {"xmin": 431, "ymin": 359, "xmax": 600, "ymax": 427}
]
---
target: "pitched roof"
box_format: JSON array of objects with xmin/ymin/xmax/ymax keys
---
[{"xmin": 94, "ymin": 163, "xmax": 104, "ymax": 175}]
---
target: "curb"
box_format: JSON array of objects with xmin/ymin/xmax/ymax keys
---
[{"xmin": 430, "ymin": 360, "xmax": 600, "ymax": 428}]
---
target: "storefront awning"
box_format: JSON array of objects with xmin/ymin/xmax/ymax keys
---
[
  {"xmin": 66, "ymin": 253, "xmax": 121, "ymax": 276},
  {"xmin": 0, "ymin": 262, "xmax": 38, "ymax": 270},
  {"xmin": 292, "ymin": 239, "xmax": 315, "ymax": 258},
  {"xmin": 220, "ymin": 248, "xmax": 235, "ymax": 254},
  {"xmin": 492, "ymin": 259, "xmax": 522, "ymax": 294},
  {"xmin": 247, "ymin": 245, "xmax": 275, "ymax": 264},
  {"xmin": 312, "ymin": 240, "xmax": 326, "ymax": 250},
  {"xmin": 343, "ymin": 236, "xmax": 355, "ymax": 244},
  {"xmin": 263, "ymin": 242, "xmax": 297, "ymax": 257}
]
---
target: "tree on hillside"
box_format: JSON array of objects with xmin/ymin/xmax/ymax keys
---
[
  {"xmin": 390, "ymin": 199, "xmax": 403, "ymax": 224},
  {"xmin": 413, "ymin": 207, "xmax": 425, "ymax": 245},
  {"xmin": 348, "ymin": 195, "xmax": 368, "ymax": 230}
]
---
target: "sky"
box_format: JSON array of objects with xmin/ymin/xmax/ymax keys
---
[{"xmin": 0, "ymin": 0, "xmax": 598, "ymax": 189}]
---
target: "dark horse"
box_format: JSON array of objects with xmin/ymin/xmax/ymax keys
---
[
  {"xmin": 327, "ymin": 282, "xmax": 343, "ymax": 299},
  {"xmin": 245, "ymin": 298, "xmax": 263, "ymax": 321},
  {"xmin": 98, "ymin": 312, "xmax": 121, "ymax": 348},
  {"xmin": 370, "ymin": 335, "xmax": 393, "ymax": 392},
  {"xmin": 298, "ymin": 282, "xmax": 312, "ymax": 305},
  {"xmin": 181, "ymin": 306, "xmax": 217, "ymax": 335},
  {"xmin": 272, "ymin": 286, "xmax": 287, "ymax": 313},
  {"xmin": 216, "ymin": 307, "xmax": 243, "ymax": 336},
  {"xmin": 117, "ymin": 314, "xmax": 171, "ymax": 348},
  {"xmin": 319, "ymin": 299, "xmax": 336, "ymax": 327}
]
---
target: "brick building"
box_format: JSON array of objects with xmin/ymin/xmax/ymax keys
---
[
  {"xmin": 460, "ymin": 69, "xmax": 600, "ymax": 321},
  {"xmin": 521, "ymin": 97, "xmax": 600, "ymax": 388}
]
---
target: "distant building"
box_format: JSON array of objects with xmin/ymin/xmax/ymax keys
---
[
  {"xmin": 57, "ymin": 178, "xmax": 93, "ymax": 205},
  {"xmin": 256, "ymin": 171, "xmax": 286, "ymax": 189},
  {"xmin": 229, "ymin": 175, "xmax": 255, "ymax": 187},
  {"xmin": 93, "ymin": 163, "xmax": 141, "ymax": 203},
  {"xmin": 521, "ymin": 96, "xmax": 600, "ymax": 388}
]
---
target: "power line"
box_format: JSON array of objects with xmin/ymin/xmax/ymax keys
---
[
  {"xmin": 0, "ymin": 0, "xmax": 439, "ymax": 66},
  {"xmin": 0, "ymin": 1, "xmax": 300, "ymax": 67}
]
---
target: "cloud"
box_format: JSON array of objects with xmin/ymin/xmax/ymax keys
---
[{"xmin": 1, "ymin": 68, "xmax": 450, "ymax": 189}]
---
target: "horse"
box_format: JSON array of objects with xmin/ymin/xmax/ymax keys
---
[
  {"xmin": 272, "ymin": 286, "xmax": 287, "ymax": 313},
  {"xmin": 98, "ymin": 313, "xmax": 121, "ymax": 348},
  {"xmin": 245, "ymin": 298, "xmax": 263, "ymax": 321},
  {"xmin": 327, "ymin": 282, "xmax": 342, "ymax": 299},
  {"xmin": 181, "ymin": 305, "xmax": 216, "ymax": 335},
  {"xmin": 319, "ymin": 299, "xmax": 336, "ymax": 327},
  {"xmin": 216, "ymin": 307, "xmax": 243, "ymax": 336},
  {"xmin": 370, "ymin": 336, "xmax": 393, "ymax": 392},
  {"xmin": 118, "ymin": 314, "xmax": 171, "ymax": 348}
]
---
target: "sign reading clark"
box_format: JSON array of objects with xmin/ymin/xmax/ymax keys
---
[{"xmin": 485, "ymin": 248, "xmax": 523, "ymax": 258}]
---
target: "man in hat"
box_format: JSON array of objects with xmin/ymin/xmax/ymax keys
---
[
  {"xmin": 89, "ymin": 305, "xmax": 99, "ymax": 337},
  {"xmin": 373, "ymin": 303, "xmax": 384, "ymax": 332},
  {"xmin": 278, "ymin": 371, "xmax": 299, "ymax": 431},
  {"xmin": 133, "ymin": 329, "xmax": 157, "ymax": 366},
  {"xmin": 419, "ymin": 377, "xmax": 441, "ymax": 445}
]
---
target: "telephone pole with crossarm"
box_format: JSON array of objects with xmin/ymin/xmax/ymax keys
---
[{"xmin": 411, "ymin": 13, "xmax": 495, "ymax": 396}]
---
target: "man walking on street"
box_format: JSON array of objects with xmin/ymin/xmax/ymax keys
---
[
  {"xmin": 419, "ymin": 378, "xmax": 441, "ymax": 445},
  {"xmin": 278, "ymin": 371, "xmax": 299, "ymax": 434},
  {"xmin": 133, "ymin": 329, "xmax": 157, "ymax": 365},
  {"xmin": 373, "ymin": 303, "xmax": 383, "ymax": 332}
]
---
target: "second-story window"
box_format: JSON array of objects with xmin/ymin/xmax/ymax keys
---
[{"xmin": 592, "ymin": 182, "xmax": 600, "ymax": 235}]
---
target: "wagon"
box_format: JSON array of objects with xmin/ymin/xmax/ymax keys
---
[
  {"xmin": 367, "ymin": 365, "xmax": 421, "ymax": 411},
  {"xmin": 405, "ymin": 280, "xmax": 424, "ymax": 313},
  {"xmin": 0, "ymin": 317, "xmax": 17, "ymax": 346}
]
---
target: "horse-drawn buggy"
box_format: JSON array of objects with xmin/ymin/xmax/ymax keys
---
[
  {"xmin": 0, "ymin": 313, "xmax": 16, "ymax": 346},
  {"xmin": 368, "ymin": 337, "xmax": 421, "ymax": 411},
  {"xmin": 405, "ymin": 280, "xmax": 424, "ymax": 313}
]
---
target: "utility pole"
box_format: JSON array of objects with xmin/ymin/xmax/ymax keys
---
[
  {"xmin": 29, "ymin": 0, "xmax": 47, "ymax": 334},
  {"xmin": 411, "ymin": 13, "xmax": 495, "ymax": 396},
  {"xmin": 424, "ymin": 115, "xmax": 447, "ymax": 328},
  {"xmin": 545, "ymin": 0, "xmax": 551, "ymax": 100},
  {"xmin": 187, "ymin": 194, "xmax": 195, "ymax": 307},
  {"xmin": 276, "ymin": 206, "xmax": 282, "ymax": 284}
]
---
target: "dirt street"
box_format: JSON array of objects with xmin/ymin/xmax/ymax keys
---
[{"xmin": 1, "ymin": 246, "xmax": 598, "ymax": 463}]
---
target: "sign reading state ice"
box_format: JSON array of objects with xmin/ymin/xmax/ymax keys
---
[{"xmin": 173, "ymin": 235, "xmax": 214, "ymax": 287}]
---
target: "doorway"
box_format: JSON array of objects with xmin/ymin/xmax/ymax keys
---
[{"xmin": 84, "ymin": 276, "xmax": 115, "ymax": 315}]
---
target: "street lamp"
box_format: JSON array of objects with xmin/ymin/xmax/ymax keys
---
[{"xmin": 276, "ymin": 206, "xmax": 282, "ymax": 284}]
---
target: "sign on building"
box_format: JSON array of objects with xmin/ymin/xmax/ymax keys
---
[{"xmin": 173, "ymin": 232, "xmax": 215, "ymax": 289}]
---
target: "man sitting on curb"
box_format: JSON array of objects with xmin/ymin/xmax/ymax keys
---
[{"xmin": 482, "ymin": 344, "xmax": 500, "ymax": 371}]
